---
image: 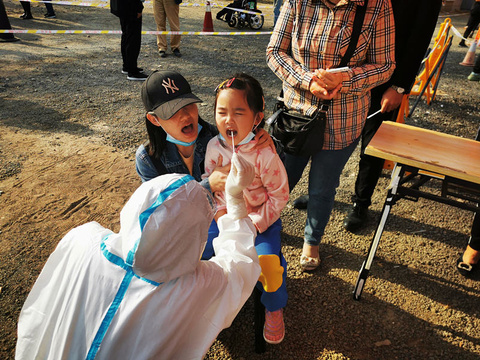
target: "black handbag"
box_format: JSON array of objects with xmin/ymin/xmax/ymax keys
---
[
  {"xmin": 268, "ymin": 101, "xmax": 328, "ymax": 157},
  {"xmin": 268, "ymin": 0, "xmax": 368, "ymax": 156}
]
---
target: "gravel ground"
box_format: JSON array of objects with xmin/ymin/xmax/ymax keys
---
[{"xmin": 1, "ymin": 1, "xmax": 480, "ymax": 359}]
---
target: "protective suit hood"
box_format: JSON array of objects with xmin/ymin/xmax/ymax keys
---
[{"xmin": 105, "ymin": 174, "xmax": 215, "ymax": 283}]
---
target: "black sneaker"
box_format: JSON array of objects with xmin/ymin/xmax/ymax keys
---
[
  {"xmin": 127, "ymin": 72, "xmax": 148, "ymax": 81},
  {"xmin": 122, "ymin": 67, "xmax": 143, "ymax": 75},
  {"xmin": 343, "ymin": 203, "xmax": 368, "ymax": 233},
  {"xmin": 173, "ymin": 48, "xmax": 182, "ymax": 57},
  {"xmin": 44, "ymin": 13, "xmax": 56, "ymax": 18},
  {"xmin": 293, "ymin": 195, "xmax": 309, "ymax": 210},
  {"xmin": 159, "ymin": 50, "xmax": 167, "ymax": 58},
  {"xmin": 459, "ymin": 41, "xmax": 468, "ymax": 48},
  {"xmin": 0, "ymin": 36, "xmax": 20, "ymax": 42},
  {"xmin": 20, "ymin": 13, "xmax": 33, "ymax": 19}
]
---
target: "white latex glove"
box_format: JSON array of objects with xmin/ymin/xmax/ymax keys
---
[{"xmin": 225, "ymin": 152, "xmax": 255, "ymax": 219}]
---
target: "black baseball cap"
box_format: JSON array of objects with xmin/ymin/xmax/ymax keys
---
[{"xmin": 141, "ymin": 70, "xmax": 202, "ymax": 120}]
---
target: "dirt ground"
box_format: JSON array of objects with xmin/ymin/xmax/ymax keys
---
[{"xmin": 1, "ymin": 1, "xmax": 480, "ymax": 359}]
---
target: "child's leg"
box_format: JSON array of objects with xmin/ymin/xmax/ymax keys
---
[
  {"xmin": 201, "ymin": 220, "xmax": 218, "ymax": 260},
  {"xmin": 255, "ymin": 219, "xmax": 288, "ymax": 312}
]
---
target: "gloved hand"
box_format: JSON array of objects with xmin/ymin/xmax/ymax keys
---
[{"xmin": 225, "ymin": 152, "xmax": 255, "ymax": 219}]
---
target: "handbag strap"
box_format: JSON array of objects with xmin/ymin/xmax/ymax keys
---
[
  {"xmin": 339, "ymin": 0, "xmax": 368, "ymax": 68},
  {"xmin": 320, "ymin": 0, "xmax": 368, "ymax": 112}
]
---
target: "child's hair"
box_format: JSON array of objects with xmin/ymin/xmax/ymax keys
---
[{"xmin": 214, "ymin": 73, "xmax": 265, "ymax": 129}]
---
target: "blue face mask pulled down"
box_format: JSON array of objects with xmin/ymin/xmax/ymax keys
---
[
  {"xmin": 219, "ymin": 131, "xmax": 255, "ymax": 146},
  {"xmin": 166, "ymin": 124, "xmax": 202, "ymax": 147}
]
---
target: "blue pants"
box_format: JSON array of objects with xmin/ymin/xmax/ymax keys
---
[
  {"xmin": 203, "ymin": 218, "xmax": 288, "ymax": 312},
  {"xmin": 286, "ymin": 139, "xmax": 359, "ymax": 246}
]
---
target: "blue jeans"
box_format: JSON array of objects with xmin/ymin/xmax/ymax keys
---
[
  {"xmin": 286, "ymin": 139, "xmax": 359, "ymax": 246},
  {"xmin": 203, "ymin": 219, "xmax": 288, "ymax": 311}
]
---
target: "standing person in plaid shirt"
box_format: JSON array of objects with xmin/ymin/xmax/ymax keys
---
[{"xmin": 266, "ymin": 0, "xmax": 395, "ymax": 272}]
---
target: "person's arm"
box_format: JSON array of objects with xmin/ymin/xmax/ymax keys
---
[
  {"xmin": 204, "ymin": 161, "xmax": 230, "ymax": 194},
  {"xmin": 380, "ymin": 87, "xmax": 404, "ymax": 113},
  {"xmin": 253, "ymin": 128, "xmax": 276, "ymax": 152},
  {"xmin": 266, "ymin": 0, "xmax": 315, "ymax": 95},
  {"xmin": 135, "ymin": 144, "xmax": 161, "ymax": 183},
  {"xmin": 381, "ymin": 0, "xmax": 441, "ymax": 113}
]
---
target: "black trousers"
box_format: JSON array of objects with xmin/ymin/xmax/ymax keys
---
[
  {"xmin": 20, "ymin": 0, "xmax": 55, "ymax": 15},
  {"xmin": 463, "ymin": 3, "xmax": 480, "ymax": 40},
  {"xmin": 119, "ymin": 13, "xmax": 142, "ymax": 73},
  {"xmin": 0, "ymin": 0, "xmax": 15, "ymax": 40},
  {"xmin": 474, "ymin": 52, "xmax": 480, "ymax": 73},
  {"xmin": 352, "ymin": 84, "xmax": 398, "ymax": 208},
  {"xmin": 469, "ymin": 212, "xmax": 480, "ymax": 251}
]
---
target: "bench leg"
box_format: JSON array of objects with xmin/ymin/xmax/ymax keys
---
[
  {"xmin": 353, "ymin": 165, "xmax": 402, "ymax": 301},
  {"xmin": 253, "ymin": 287, "xmax": 266, "ymax": 353}
]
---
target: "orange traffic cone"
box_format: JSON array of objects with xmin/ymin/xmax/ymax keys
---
[
  {"xmin": 460, "ymin": 39, "xmax": 477, "ymax": 66},
  {"xmin": 203, "ymin": 1, "xmax": 214, "ymax": 32}
]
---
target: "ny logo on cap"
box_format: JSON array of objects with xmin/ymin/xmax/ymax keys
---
[{"xmin": 162, "ymin": 78, "xmax": 180, "ymax": 95}]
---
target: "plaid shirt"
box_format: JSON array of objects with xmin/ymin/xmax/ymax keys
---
[{"xmin": 267, "ymin": 0, "xmax": 395, "ymax": 150}]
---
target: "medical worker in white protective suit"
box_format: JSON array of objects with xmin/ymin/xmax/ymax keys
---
[{"xmin": 16, "ymin": 152, "xmax": 261, "ymax": 360}]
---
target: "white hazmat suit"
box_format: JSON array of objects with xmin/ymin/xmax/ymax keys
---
[{"xmin": 16, "ymin": 162, "xmax": 260, "ymax": 359}]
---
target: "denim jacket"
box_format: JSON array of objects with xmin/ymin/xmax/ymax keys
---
[{"xmin": 135, "ymin": 118, "xmax": 218, "ymax": 193}]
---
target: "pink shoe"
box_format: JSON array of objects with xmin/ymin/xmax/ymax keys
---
[{"xmin": 263, "ymin": 309, "xmax": 285, "ymax": 344}]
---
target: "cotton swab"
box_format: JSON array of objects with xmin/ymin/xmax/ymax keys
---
[
  {"xmin": 326, "ymin": 67, "xmax": 349, "ymax": 74},
  {"xmin": 231, "ymin": 132, "xmax": 235, "ymax": 153},
  {"xmin": 367, "ymin": 109, "xmax": 382, "ymax": 119}
]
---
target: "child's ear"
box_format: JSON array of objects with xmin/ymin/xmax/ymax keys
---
[
  {"xmin": 255, "ymin": 112, "xmax": 264, "ymax": 125},
  {"xmin": 146, "ymin": 113, "xmax": 161, "ymax": 127}
]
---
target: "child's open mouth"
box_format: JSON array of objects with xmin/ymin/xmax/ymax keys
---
[
  {"xmin": 226, "ymin": 129, "xmax": 237, "ymax": 137},
  {"xmin": 182, "ymin": 124, "xmax": 194, "ymax": 134}
]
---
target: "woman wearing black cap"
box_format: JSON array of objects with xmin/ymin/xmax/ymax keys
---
[{"xmin": 135, "ymin": 70, "xmax": 273, "ymax": 195}]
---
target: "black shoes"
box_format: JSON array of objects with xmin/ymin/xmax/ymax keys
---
[
  {"xmin": 127, "ymin": 72, "xmax": 148, "ymax": 81},
  {"xmin": 459, "ymin": 41, "xmax": 468, "ymax": 48},
  {"xmin": 158, "ymin": 49, "xmax": 181, "ymax": 58},
  {"xmin": 44, "ymin": 13, "xmax": 56, "ymax": 18},
  {"xmin": 457, "ymin": 256, "xmax": 479, "ymax": 277},
  {"xmin": 343, "ymin": 203, "xmax": 368, "ymax": 233},
  {"xmin": 0, "ymin": 36, "xmax": 20, "ymax": 42},
  {"xmin": 122, "ymin": 67, "xmax": 144, "ymax": 75},
  {"xmin": 293, "ymin": 195, "xmax": 309, "ymax": 210},
  {"xmin": 20, "ymin": 13, "xmax": 33, "ymax": 19}
]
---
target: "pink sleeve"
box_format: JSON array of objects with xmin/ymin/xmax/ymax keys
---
[{"xmin": 248, "ymin": 148, "xmax": 289, "ymax": 233}]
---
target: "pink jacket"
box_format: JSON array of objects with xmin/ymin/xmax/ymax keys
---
[{"xmin": 203, "ymin": 137, "xmax": 289, "ymax": 233}]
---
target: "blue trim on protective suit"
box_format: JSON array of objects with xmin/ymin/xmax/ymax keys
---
[
  {"xmin": 126, "ymin": 175, "xmax": 194, "ymax": 266},
  {"xmin": 86, "ymin": 269, "xmax": 134, "ymax": 360},
  {"xmin": 86, "ymin": 174, "xmax": 194, "ymax": 359},
  {"xmin": 100, "ymin": 241, "xmax": 160, "ymax": 286}
]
